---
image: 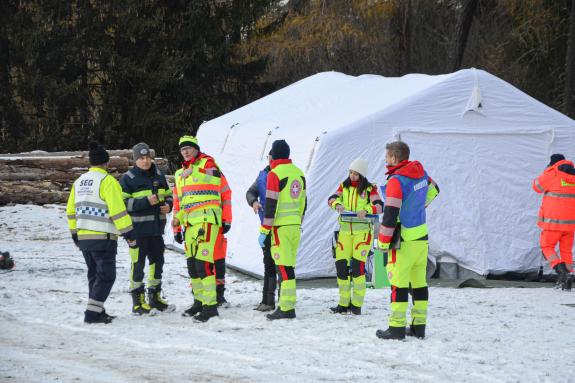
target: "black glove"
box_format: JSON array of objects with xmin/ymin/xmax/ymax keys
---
[
  {"xmin": 174, "ymin": 232, "xmax": 183, "ymax": 244},
  {"xmin": 122, "ymin": 230, "xmax": 138, "ymax": 248},
  {"xmin": 122, "ymin": 230, "xmax": 135, "ymax": 242},
  {"xmin": 223, "ymin": 222, "xmax": 231, "ymax": 234},
  {"xmin": 71, "ymin": 233, "xmax": 79, "ymax": 247}
]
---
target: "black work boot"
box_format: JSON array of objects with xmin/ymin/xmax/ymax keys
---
[
  {"xmin": 216, "ymin": 285, "xmax": 229, "ymax": 308},
  {"xmin": 349, "ymin": 304, "xmax": 361, "ymax": 315},
  {"xmin": 254, "ymin": 303, "xmax": 275, "ymax": 312},
  {"xmin": 554, "ymin": 263, "xmax": 571, "ymax": 290},
  {"xmin": 406, "ymin": 323, "xmax": 426, "ymax": 339},
  {"xmin": 330, "ymin": 305, "xmax": 349, "ymax": 314},
  {"xmin": 148, "ymin": 285, "xmax": 175, "ymax": 312},
  {"xmin": 266, "ymin": 276, "xmax": 277, "ymax": 305},
  {"xmin": 266, "ymin": 308, "xmax": 296, "ymax": 320},
  {"xmin": 84, "ymin": 310, "xmax": 114, "ymax": 324},
  {"xmin": 131, "ymin": 287, "xmax": 152, "ymax": 315},
  {"xmin": 182, "ymin": 300, "xmax": 203, "ymax": 317},
  {"xmin": 193, "ymin": 305, "xmax": 219, "ymax": 322},
  {"xmin": 376, "ymin": 327, "xmax": 406, "ymax": 340}
]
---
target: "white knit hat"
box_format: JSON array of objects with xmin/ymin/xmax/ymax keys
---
[{"xmin": 349, "ymin": 158, "xmax": 368, "ymax": 177}]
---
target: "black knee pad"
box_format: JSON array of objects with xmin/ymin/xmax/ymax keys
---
[
  {"xmin": 391, "ymin": 286, "xmax": 409, "ymax": 303},
  {"xmin": 335, "ymin": 259, "xmax": 349, "ymax": 279},
  {"xmin": 195, "ymin": 259, "xmax": 214, "ymax": 278},
  {"xmin": 411, "ymin": 286, "xmax": 429, "ymax": 302},
  {"xmin": 351, "ymin": 259, "xmax": 365, "ymax": 278},
  {"xmin": 187, "ymin": 258, "xmax": 198, "ymax": 279},
  {"xmin": 276, "ymin": 265, "xmax": 295, "ymax": 282}
]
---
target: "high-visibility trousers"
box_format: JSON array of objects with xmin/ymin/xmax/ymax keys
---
[
  {"xmin": 184, "ymin": 222, "xmax": 219, "ymax": 306},
  {"xmin": 540, "ymin": 229, "xmax": 574, "ymax": 272},
  {"xmin": 334, "ymin": 230, "xmax": 370, "ymax": 308},
  {"xmin": 271, "ymin": 225, "xmax": 301, "ymax": 311},
  {"xmin": 386, "ymin": 240, "xmax": 428, "ymax": 328},
  {"xmin": 128, "ymin": 236, "xmax": 165, "ymax": 291}
]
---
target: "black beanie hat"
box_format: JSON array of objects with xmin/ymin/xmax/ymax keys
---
[
  {"xmin": 549, "ymin": 153, "xmax": 565, "ymax": 167},
  {"xmin": 89, "ymin": 141, "xmax": 110, "ymax": 165},
  {"xmin": 271, "ymin": 140, "xmax": 290, "ymax": 160}
]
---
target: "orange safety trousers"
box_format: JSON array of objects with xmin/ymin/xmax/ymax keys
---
[
  {"xmin": 214, "ymin": 228, "xmax": 227, "ymax": 261},
  {"xmin": 540, "ymin": 229, "xmax": 574, "ymax": 272}
]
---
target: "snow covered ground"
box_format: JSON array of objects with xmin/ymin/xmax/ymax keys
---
[{"xmin": 1, "ymin": 204, "xmax": 574, "ymax": 383}]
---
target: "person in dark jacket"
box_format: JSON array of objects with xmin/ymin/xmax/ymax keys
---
[
  {"xmin": 120, "ymin": 143, "xmax": 175, "ymax": 314},
  {"xmin": 245, "ymin": 151, "xmax": 276, "ymax": 311}
]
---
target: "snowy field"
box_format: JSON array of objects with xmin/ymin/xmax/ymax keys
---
[{"xmin": 1, "ymin": 204, "xmax": 574, "ymax": 383}]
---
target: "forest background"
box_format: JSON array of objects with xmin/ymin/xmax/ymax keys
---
[{"xmin": 1, "ymin": 0, "xmax": 574, "ymax": 169}]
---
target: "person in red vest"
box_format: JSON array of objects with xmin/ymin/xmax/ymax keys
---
[{"xmin": 533, "ymin": 154, "xmax": 575, "ymax": 291}]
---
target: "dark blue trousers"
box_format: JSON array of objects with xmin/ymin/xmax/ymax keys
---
[{"xmin": 82, "ymin": 250, "xmax": 116, "ymax": 304}]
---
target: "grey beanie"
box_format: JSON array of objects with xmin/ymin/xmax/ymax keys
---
[{"xmin": 132, "ymin": 142, "xmax": 151, "ymax": 161}]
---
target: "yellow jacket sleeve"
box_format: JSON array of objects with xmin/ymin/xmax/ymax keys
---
[
  {"xmin": 425, "ymin": 177, "xmax": 440, "ymax": 207},
  {"xmin": 101, "ymin": 176, "xmax": 133, "ymax": 234},
  {"xmin": 66, "ymin": 184, "xmax": 77, "ymax": 234}
]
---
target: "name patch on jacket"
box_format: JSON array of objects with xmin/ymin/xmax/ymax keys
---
[
  {"xmin": 77, "ymin": 179, "xmax": 96, "ymax": 196},
  {"xmin": 413, "ymin": 180, "xmax": 427, "ymax": 192}
]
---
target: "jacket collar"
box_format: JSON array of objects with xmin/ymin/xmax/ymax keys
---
[
  {"xmin": 89, "ymin": 167, "xmax": 108, "ymax": 174},
  {"xmin": 271, "ymin": 159, "xmax": 292, "ymax": 169}
]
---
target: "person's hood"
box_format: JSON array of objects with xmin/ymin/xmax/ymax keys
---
[
  {"xmin": 271, "ymin": 159, "xmax": 292, "ymax": 169},
  {"xmin": 555, "ymin": 160, "xmax": 575, "ymax": 182},
  {"xmin": 386, "ymin": 160, "xmax": 425, "ymax": 179}
]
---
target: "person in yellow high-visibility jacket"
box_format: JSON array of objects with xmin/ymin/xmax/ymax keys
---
[
  {"xmin": 66, "ymin": 142, "xmax": 135, "ymax": 324},
  {"xmin": 328, "ymin": 158, "xmax": 382, "ymax": 315},
  {"xmin": 172, "ymin": 135, "xmax": 230, "ymax": 322},
  {"xmin": 258, "ymin": 140, "xmax": 307, "ymax": 320}
]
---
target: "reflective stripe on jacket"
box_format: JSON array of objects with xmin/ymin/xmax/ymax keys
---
[
  {"xmin": 261, "ymin": 159, "xmax": 307, "ymax": 232},
  {"xmin": 120, "ymin": 163, "xmax": 172, "ymax": 238},
  {"xmin": 329, "ymin": 183, "xmax": 382, "ymax": 232},
  {"xmin": 66, "ymin": 167, "xmax": 133, "ymax": 241},
  {"xmin": 174, "ymin": 155, "xmax": 223, "ymax": 227}
]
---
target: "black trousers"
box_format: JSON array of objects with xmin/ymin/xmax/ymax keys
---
[
  {"xmin": 82, "ymin": 249, "xmax": 116, "ymax": 304},
  {"xmin": 262, "ymin": 234, "xmax": 277, "ymax": 305},
  {"xmin": 130, "ymin": 236, "xmax": 165, "ymax": 289}
]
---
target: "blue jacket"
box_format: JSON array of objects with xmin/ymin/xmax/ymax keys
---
[
  {"xmin": 119, "ymin": 164, "xmax": 173, "ymax": 238},
  {"xmin": 246, "ymin": 166, "xmax": 270, "ymax": 224}
]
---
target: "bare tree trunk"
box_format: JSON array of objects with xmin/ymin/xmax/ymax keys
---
[
  {"xmin": 565, "ymin": 0, "xmax": 575, "ymax": 118},
  {"xmin": 450, "ymin": 0, "xmax": 479, "ymax": 72},
  {"xmin": 0, "ymin": 1, "xmax": 24, "ymax": 145},
  {"xmin": 398, "ymin": 0, "xmax": 411, "ymax": 75}
]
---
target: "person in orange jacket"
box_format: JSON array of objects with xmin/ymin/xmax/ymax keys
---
[
  {"xmin": 533, "ymin": 154, "xmax": 575, "ymax": 290},
  {"xmin": 172, "ymin": 135, "xmax": 232, "ymax": 321}
]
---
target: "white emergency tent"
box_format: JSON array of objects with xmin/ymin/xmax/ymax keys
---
[{"xmin": 166, "ymin": 68, "xmax": 575, "ymax": 278}]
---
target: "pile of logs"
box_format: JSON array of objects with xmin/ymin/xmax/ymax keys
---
[{"xmin": 0, "ymin": 150, "xmax": 169, "ymax": 205}]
